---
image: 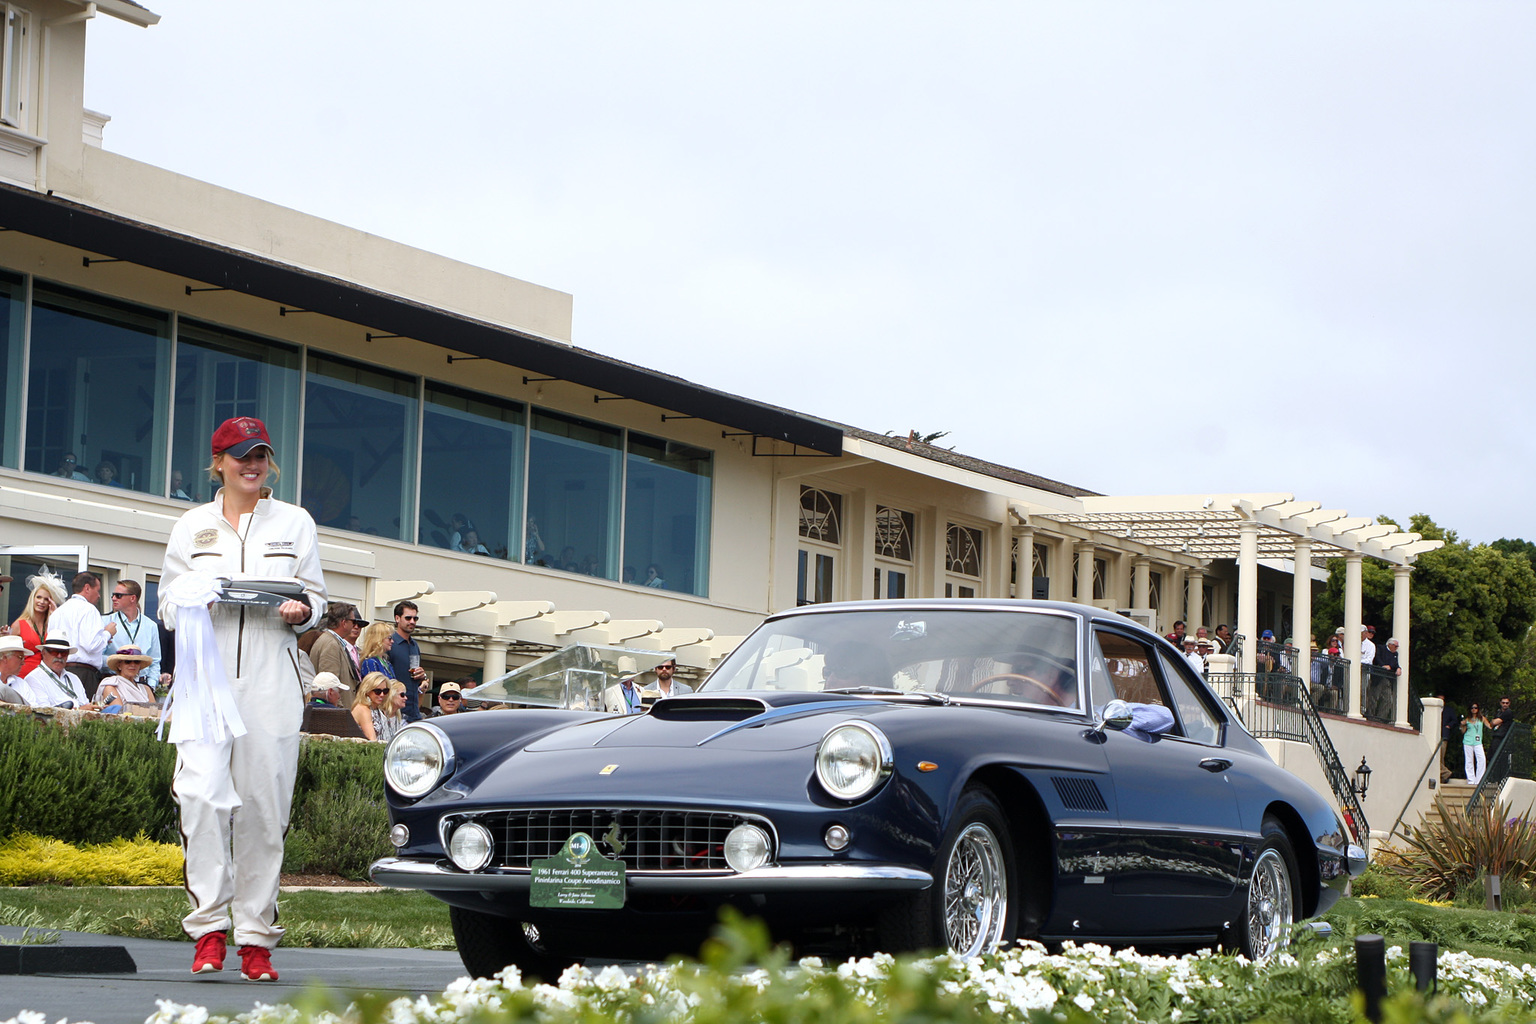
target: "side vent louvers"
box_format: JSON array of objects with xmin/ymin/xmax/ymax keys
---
[{"xmin": 1051, "ymin": 776, "xmax": 1108, "ymax": 813}]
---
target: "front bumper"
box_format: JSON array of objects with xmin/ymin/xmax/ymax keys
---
[{"xmin": 370, "ymin": 856, "xmax": 932, "ymax": 893}]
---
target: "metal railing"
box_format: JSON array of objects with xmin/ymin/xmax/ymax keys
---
[
  {"xmin": 1361, "ymin": 665, "xmax": 1399, "ymax": 725},
  {"xmin": 1466, "ymin": 722, "xmax": 1533, "ymax": 815},
  {"xmin": 1208, "ymin": 669, "xmax": 1370, "ymax": 846},
  {"xmin": 1306, "ymin": 653, "xmax": 1354, "ymax": 718}
]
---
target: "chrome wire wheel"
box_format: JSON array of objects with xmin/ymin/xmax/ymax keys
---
[
  {"xmin": 942, "ymin": 822, "xmax": 1008, "ymax": 958},
  {"xmin": 1246, "ymin": 847, "xmax": 1294, "ymax": 960}
]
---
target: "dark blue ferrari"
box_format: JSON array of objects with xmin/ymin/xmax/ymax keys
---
[{"xmin": 370, "ymin": 600, "xmax": 1365, "ymax": 978}]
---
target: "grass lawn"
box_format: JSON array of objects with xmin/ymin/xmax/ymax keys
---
[
  {"xmin": 1321, "ymin": 895, "xmax": 1536, "ymax": 966},
  {"xmin": 0, "ymin": 886, "xmax": 454, "ymax": 949}
]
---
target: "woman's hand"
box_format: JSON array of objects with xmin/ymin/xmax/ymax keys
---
[{"xmin": 278, "ymin": 599, "xmax": 309, "ymax": 625}]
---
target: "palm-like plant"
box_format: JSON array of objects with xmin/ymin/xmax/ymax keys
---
[{"xmin": 1382, "ymin": 798, "xmax": 1536, "ymax": 902}]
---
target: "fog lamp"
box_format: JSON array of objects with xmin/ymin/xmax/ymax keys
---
[
  {"xmin": 723, "ymin": 824, "xmax": 771, "ymax": 872},
  {"xmin": 447, "ymin": 821, "xmax": 494, "ymax": 871},
  {"xmin": 389, "ymin": 823, "xmax": 410, "ymax": 848},
  {"xmin": 824, "ymin": 824, "xmax": 851, "ymax": 851}
]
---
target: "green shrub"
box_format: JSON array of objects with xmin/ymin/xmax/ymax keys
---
[
  {"xmin": 0, "ymin": 713, "xmax": 177, "ymax": 844},
  {"xmin": 0, "ymin": 711, "xmax": 389, "ymax": 880},
  {"xmin": 1352, "ymin": 863, "xmax": 1415, "ymax": 901}
]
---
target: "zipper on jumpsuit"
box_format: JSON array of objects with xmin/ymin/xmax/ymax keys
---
[{"xmin": 226, "ymin": 510, "xmax": 251, "ymax": 678}]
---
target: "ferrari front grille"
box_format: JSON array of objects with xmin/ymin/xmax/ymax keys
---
[{"xmin": 476, "ymin": 808, "xmax": 767, "ymax": 871}]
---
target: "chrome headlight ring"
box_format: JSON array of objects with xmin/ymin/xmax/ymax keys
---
[
  {"xmin": 815, "ymin": 721, "xmax": 894, "ymax": 801},
  {"xmin": 384, "ymin": 722, "xmax": 455, "ymax": 798}
]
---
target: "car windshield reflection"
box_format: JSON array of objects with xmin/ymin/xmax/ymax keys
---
[{"xmin": 702, "ymin": 608, "xmax": 1081, "ymax": 710}]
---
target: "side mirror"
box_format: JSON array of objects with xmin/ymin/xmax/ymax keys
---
[{"xmin": 1094, "ymin": 699, "xmax": 1134, "ymax": 734}]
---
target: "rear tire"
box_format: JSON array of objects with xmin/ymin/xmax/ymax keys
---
[
  {"xmin": 876, "ymin": 787, "xmax": 1016, "ymax": 957},
  {"xmin": 1232, "ymin": 817, "xmax": 1299, "ymax": 961},
  {"xmin": 449, "ymin": 905, "xmax": 581, "ymax": 981}
]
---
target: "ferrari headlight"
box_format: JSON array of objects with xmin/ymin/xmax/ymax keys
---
[
  {"xmin": 815, "ymin": 721, "xmax": 893, "ymax": 801},
  {"xmin": 447, "ymin": 821, "xmax": 494, "ymax": 871},
  {"xmin": 385, "ymin": 724, "xmax": 453, "ymax": 798}
]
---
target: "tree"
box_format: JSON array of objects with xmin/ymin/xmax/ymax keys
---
[{"xmin": 1312, "ymin": 514, "xmax": 1536, "ymax": 712}]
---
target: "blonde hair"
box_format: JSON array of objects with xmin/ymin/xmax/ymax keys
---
[
  {"xmin": 383, "ymin": 678, "xmax": 407, "ymax": 721},
  {"xmin": 353, "ymin": 671, "xmax": 392, "ymax": 711},
  {"xmin": 207, "ymin": 452, "xmax": 282, "ymax": 486},
  {"xmin": 358, "ymin": 622, "xmax": 394, "ymax": 662},
  {"xmin": 14, "ymin": 569, "xmax": 65, "ymax": 637}
]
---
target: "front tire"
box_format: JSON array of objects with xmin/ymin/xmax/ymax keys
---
[
  {"xmin": 449, "ymin": 906, "xmax": 581, "ymax": 981},
  {"xmin": 876, "ymin": 787, "xmax": 1016, "ymax": 957},
  {"xmin": 1236, "ymin": 818, "xmax": 1299, "ymax": 961}
]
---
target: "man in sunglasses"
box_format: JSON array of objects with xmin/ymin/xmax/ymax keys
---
[
  {"xmin": 104, "ymin": 579, "xmax": 170, "ymax": 691},
  {"xmin": 388, "ymin": 600, "xmax": 428, "ymax": 722},
  {"xmin": 310, "ymin": 602, "xmax": 364, "ymax": 691}
]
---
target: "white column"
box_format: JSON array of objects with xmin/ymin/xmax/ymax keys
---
[
  {"xmin": 1394, "ymin": 564, "xmax": 1413, "ymax": 728},
  {"xmin": 1013, "ymin": 527, "xmax": 1035, "ymax": 599},
  {"xmin": 1168, "ymin": 565, "xmax": 1186, "ymax": 634},
  {"xmin": 1292, "ymin": 539, "xmax": 1313, "ymax": 668},
  {"xmin": 1343, "ymin": 553, "xmax": 1364, "ymax": 719},
  {"xmin": 1132, "ymin": 556, "xmax": 1150, "ymax": 614},
  {"xmin": 482, "ymin": 637, "xmax": 509, "ymax": 683},
  {"xmin": 1186, "ymin": 566, "xmax": 1205, "ymax": 629},
  {"xmin": 1076, "ymin": 543, "xmax": 1095, "ymax": 606},
  {"xmin": 1237, "ymin": 520, "xmax": 1259, "ymax": 675}
]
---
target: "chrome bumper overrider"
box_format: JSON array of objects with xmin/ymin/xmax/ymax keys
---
[{"xmin": 369, "ymin": 857, "xmax": 933, "ymax": 893}]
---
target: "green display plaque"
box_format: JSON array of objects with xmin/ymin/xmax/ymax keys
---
[{"xmin": 529, "ymin": 832, "xmax": 627, "ymax": 909}]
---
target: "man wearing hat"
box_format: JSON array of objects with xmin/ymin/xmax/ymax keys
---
[
  {"xmin": 1181, "ymin": 634, "xmax": 1204, "ymax": 676},
  {"xmin": 19, "ymin": 631, "xmax": 95, "ymax": 708},
  {"xmin": 0, "ymin": 634, "xmax": 28, "ymax": 704},
  {"xmin": 429, "ymin": 680, "xmax": 466, "ymax": 717},
  {"xmin": 307, "ymin": 671, "xmax": 350, "ymax": 709},
  {"xmin": 602, "ymin": 672, "xmax": 645, "ymax": 714}
]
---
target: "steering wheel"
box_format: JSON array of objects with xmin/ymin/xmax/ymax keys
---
[{"xmin": 969, "ymin": 673, "xmax": 1061, "ymax": 704}]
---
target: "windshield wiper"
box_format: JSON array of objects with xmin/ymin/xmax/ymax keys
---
[{"xmin": 824, "ymin": 686, "xmax": 952, "ymax": 705}]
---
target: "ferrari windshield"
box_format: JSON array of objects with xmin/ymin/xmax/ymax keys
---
[{"xmin": 702, "ymin": 608, "xmax": 1082, "ymax": 710}]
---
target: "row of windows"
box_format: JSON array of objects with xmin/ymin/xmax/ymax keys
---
[
  {"xmin": 0, "ymin": 270, "xmax": 713, "ymax": 596},
  {"xmin": 795, "ymin": 486, "xmax": 989, "ymax": 604}
]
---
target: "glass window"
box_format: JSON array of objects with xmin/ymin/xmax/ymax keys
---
[
  {"xmin": 172, "ymin": 320, "xmax": 300, "ymax": 504},
  {"xmin": 0, "ymin": 268, "xmax": 23, "ymax": 467},
  {"xmin": 1, "ymin": 4, "xmax": 30, "ymax": 129},
  {"xmin": 875, "ymin": 506, "xmax": 914, "ymax": 561},
  {"xmin": 527, "ymin": 409, "xmax": 621, "ymax": 579},
  {"xmin": 799, "ymin": 487, "xmax": 841, "ymax": 543},
  {"xmin": 623, "ymin": 432, "xmax": 711, "ymax": 595},
  {"xmin": 1157, "ymin": 649, "xmax": 1224, "ymax": 745},
  {"xmin": 420, "ymin": 383, "xmax": 525, "ymax": 560},
  {"xmin": 26, "ymin": 283, "xmax": 170, "ymax": 494},
  {"xmin": 798, "ymin": 550, "xmax": 835, "ymax": 606},
  {"xmin": 946, "ymin": 524, "xmax": 983, "ymax": 577},
  {"xmin": 303, "ymin": 353, "xmax": 417, "ymax": 540},
  {"xmin": 704, "ymin": 608, "xmax": 1081, "ymax": 710}
]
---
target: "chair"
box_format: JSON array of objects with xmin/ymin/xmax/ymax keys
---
[{"xmin": 302, "ymin": 705, "xmax": 368, "ymax": 738}]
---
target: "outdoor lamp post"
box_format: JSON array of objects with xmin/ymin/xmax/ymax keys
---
[{"xmin": 1352, "ymin": 756, "xmax": 1372, "ymax": 800}]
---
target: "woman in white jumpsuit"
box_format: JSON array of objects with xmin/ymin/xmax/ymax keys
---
[{"xmin": 160, "ymin": 416, "xmax": 326, "ymax": 981}]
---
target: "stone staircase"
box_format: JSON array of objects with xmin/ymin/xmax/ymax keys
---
[{"xmin": 1413, "ymin": 779, "xmax": 1477, "ymax": 834}]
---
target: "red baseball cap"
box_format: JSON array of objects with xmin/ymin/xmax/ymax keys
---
[{"xmin": 210, "ymin": 416, "xmax": 274, "ymax": 458}]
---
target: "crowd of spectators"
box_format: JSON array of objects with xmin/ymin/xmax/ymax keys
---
[{"xmin": 1, "ymin": 569, "xmax": 483, "ymax": 733}]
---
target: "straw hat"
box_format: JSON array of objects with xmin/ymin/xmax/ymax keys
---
[{"xmin": 107, "ymin": 646, "xmax": 154, "ymax": 671}]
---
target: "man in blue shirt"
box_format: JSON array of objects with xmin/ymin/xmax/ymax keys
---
[{"xmin": 387, "ymin": 600, "xmax": 428, "ymax": 722}]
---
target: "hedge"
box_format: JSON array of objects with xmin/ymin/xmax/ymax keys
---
[{"xmin": 0, "ymin": 707, "xmax": 390, "ymax": 878}]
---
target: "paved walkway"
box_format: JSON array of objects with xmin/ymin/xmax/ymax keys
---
[{"xmin": 1, "ymin": 927, "xmax": 473, "ymax": 1024}]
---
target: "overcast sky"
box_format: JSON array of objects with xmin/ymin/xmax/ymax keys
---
[{"xmin": 84, "ymin": 3, "xmax": 1534, "ymax": 545}]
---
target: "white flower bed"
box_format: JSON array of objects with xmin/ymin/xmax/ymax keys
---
[{"xmin": 9, "ymin": 941, "xmax": 1536, "ymax": 1024}]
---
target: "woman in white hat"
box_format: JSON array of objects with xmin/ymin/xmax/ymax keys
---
[
  {"xmin": 9, "ymin": 568, "xmax": 67, "ymax": 676},
  {"xmin": 99, "ymin": 646, "xmax": 160, "ymax": 710},
  {"xmin": 158, "ymin": 416, "xmax": 326, "ymax": 982}
]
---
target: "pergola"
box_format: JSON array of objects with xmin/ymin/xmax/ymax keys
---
[{"xmin": 1019, "ymin": 494, "xmax": 1443, "ymax": 726}]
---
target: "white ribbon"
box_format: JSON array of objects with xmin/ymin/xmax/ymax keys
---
[{"xmin": 158, "ymin": 571, "xmax": 246, "ymax": 744}]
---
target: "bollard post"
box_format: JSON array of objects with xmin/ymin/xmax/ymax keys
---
[
  {"xmin": 1485, "ymin": 873, "xmax": 1502, "ymax": 911},
  {"xmin": 1409, "ymin": 941, "xmax": 1437, "ymax": 993},
  {"xmin": 1356, "ymin": 933, "xmax": 1386, "ymax": 1023}
]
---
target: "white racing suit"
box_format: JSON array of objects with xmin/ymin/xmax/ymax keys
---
[{"xmin": 160, "ymin": 489, "xmax": 326, "ymax": 948}]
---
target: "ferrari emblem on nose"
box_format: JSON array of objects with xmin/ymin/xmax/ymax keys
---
[{"xmin": 599, "ymin": 764, "xmax": 618, "ymax": 775}]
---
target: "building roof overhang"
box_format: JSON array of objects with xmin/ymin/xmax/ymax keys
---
[
  {"xmin": 61, "ymin": 1, "xmax": 160, "ymax": 27},
  {"xmin": 0, "ymin": 184, "xmax": 844, "ymax": 454},
  {"xmin": 1023, "ymin": 494, "xmax": 1444, "ymax": 567}
]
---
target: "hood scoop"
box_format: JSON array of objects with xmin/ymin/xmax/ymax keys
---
[{"xmin": 648, "ymin": 696, "xmax": 768, "ymax": 722}]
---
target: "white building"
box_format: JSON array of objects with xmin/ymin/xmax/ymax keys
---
[{"xmin": 0, "ymin": 1, "xmax": 1442, "ymax": 847}]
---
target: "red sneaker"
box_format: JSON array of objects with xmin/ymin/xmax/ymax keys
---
[
  {"xmin": 191, "ymin": 931, "xmax": 226, "ymax": 974},
  {"xmin": 239, "ymin": 944, "xmax": 278, "ymax": 981}
]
